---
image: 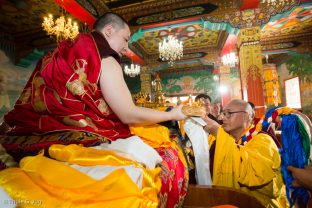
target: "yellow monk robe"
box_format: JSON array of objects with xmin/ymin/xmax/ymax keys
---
[
  {"xmin": 213, "ymin": 127, "xmax": 288, "ymax": 208},
  {"xmin": 0, "ymin": 144, "xmax": 161, "ymax": 208}
]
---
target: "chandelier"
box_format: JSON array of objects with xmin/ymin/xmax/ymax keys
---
[
  {"xmin": 159, "ymin": 34, "xmax": 183, "ymax": 66},
  {"xmin": 221, "ymin": 52, "xmax": 238, "ymax": 67},
  {"xmin": 42, "ymin": 14, "xmax": 79, "ymax": 42},
  {"xmin": 261, "ymin": 0, "xmax": 291, "ymax": 6},
  {"xmin": 124, "ymin": 63, "xmax": 141, "ymax": 77}
]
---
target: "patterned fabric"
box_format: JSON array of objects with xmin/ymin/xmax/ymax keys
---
[
  {"xmin": 157, "ymin": 146, "xmax": 188, "ymax": 208},
  {"xmin": 0, "ymin": 131, "xmax": 107, "ymax": 162},
  {"xmin": 130, "ymin": 122, "xmax": 189, "ymax": 208}
]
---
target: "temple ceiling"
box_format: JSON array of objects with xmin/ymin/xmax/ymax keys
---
[
  {"xmin": 137, "ymin": 25, "xmax": 221, "ymax": 55},
  {"xmin": 0, "ymin": 0, "xmax": 312, "ymax": 73}
]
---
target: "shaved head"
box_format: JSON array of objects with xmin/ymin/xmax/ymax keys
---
[
  {"xmin": 226, "ymin": 99, "xmax": 253, "ymax": 118},
  {"xmin": 222, "ymin": 99, "xmax": 254, "ymax": 139}
]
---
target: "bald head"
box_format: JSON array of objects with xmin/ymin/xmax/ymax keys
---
[
  {"xmin": 93, "ymin": 12, "xmax": 128, "ymax": 31},
  {"xmin": 226, "ymin": 100, "xmax": 253, "ymax": 116},
  {"xmin": 221, "ymin": 99, "xmax": 254, "ymax": 139}
]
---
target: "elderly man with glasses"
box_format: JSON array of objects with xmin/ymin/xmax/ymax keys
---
[{"xmin": 202, "ymin": 99, "xmax": 287, "ymax": 208}]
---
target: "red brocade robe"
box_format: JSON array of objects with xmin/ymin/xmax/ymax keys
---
[
  {"xmin": 5, "ymin": 32, "xmax": 131, "ymax": 140},
  {"xmin": 2, "ymin": 32, "xmax": 188, "ymax": 208}
]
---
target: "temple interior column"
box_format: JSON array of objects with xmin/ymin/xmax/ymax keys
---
[
  {"xmin": 140, "ymin": 66, "xmax": 152, "ymax": 97},
  {"xmin": 219, "ymin": 65, "xmax": 231, "ymax": 106},
  {"xmin": 237, "ymin": 26, "xmax": 265, "ymax": 117}
]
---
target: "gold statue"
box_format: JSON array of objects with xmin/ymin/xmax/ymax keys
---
[{"xmin": 154, "ymin": 74, "xmax": 165, "ymax": 105}]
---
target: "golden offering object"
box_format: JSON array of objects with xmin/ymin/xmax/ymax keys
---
[{"xmin": 182, "ymin": 105, "xmax": 206, "ymax": 117}]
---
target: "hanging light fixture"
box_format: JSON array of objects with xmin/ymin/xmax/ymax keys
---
[
  {"xmin": 261, "ymin": 0, "xmax": 291, "ymax": 6},
  {"xmin": 42, "ymin": 1, "xmax": 79, "ymax": 42},
  {"xmin": 159, "ymin": 28, "xmax": 183, "ymax": 66},
  {"xmin": 124, "ymin": 63, "xmax": 141, "ymax": 77},
  {"xmin": 221, "ymin": 52, "xmax": 238, "ymax": 67}
]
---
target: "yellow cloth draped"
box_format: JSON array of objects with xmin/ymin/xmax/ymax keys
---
[
  {"xmin": 208, "ymin": 134, "xmax": 216, "ymax": 147},
  {"xmin": 213, "ymin": 127, "xmax": 288, "ymax": 208},
  {"xmin": 130, "ymin": 124, "xmax": 188, "ymax": 168},
  {"xmin": 0, "ymin": 144, "xmax": 161, "ymax": 208},
  {"xmin": 130, "ymin": 124, "xmax": 172, "ymax": 148}
]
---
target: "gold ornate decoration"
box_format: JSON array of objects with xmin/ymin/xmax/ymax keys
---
[
  {"xmin": 135, "ymin": 74, "xmax": 169, "ymax": 108},
  {"xmin": 66, "ymin": 79, "xmax": 85, "ymax": 96},
  {"xmin": 181, "ymin": 105, "xmax": 206, "ymax": 117},
  {"xmin": 135, "ymin": 6, "xmax": 205, "ymax": 25},
  {"xmin": 261, "ymin": 0, "xmax": 294, "ymax": 6},
  {"xmin": 140, "ymin": 66, "xmax": 152, "ymax": 95},
  {"xmin": 153, "ymin": 74, "xmax": 166, "ymax": 104},
  {"xmin": 97, "ymin": 98, "xmax": 110, "ymax": 115},
  {"xmin": 263, "ymin": 59, "xmax": 281, "ymax": 106},
  {"xmin": 238, "ymin": 27, "xmax": 263, "ymax": 87},
  {"xmin": 32, "ymin": 76, "xmax": 47, "ymax": 112},
  {"xmin": 18, "ymin": 88, "xmax": 31, "ymax": 104},
  {"xmin": 42, "ymin": 1, "xmax": 79, "ymax": 42},
  {"xmin": 205, "ymin": 0, "xmax": 300, "ymax": 28},
  {"xmin": 71, "ymin": 59, "xmax": 97, "ymax": 94},
  {"xmin": 63, "ymin": 116, "xmax": 88, "ymax": 128}
]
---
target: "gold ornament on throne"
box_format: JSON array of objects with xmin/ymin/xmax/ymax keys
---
[
  {"xmin": 134, "ymin": 74, "xmax": 168, "ymax": 108},
  {"xmin": 134, "ymin": 75, "xmax": 205, "ymax": 117}
]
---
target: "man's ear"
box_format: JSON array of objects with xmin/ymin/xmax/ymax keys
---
[
  {"xmin": 249, "ymin": 113, "xmax": 254, "ymax": 120},
  {"xmin": 102, "ymin": 25, "xmax": 114, "ymax": 38}
]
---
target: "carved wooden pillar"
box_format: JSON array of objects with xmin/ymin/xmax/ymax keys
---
[
  {"xmin": 237, "ymin": 27, "xmax": 265, "ymax": 117},
  {"xmin": 140, "ymin": 66, "xmax": 152, "ymax": 96},
  {"xmin": 219, "ymin": 65, "xmax": 232, "ymax": 106}
]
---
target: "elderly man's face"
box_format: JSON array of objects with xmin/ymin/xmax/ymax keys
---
[{"xmin": 220, "ymin": 102, "xmax": 249, "ymax": 133}]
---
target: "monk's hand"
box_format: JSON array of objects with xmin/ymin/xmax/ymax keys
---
[
  {"xmin": 170, "ymin": 104, "xmax": 186, "ymax": 121},
  {"xmin": 275, "ymin": 115, "xmax": 282, "ymax": 127},
  {"xmin": 202, "ymin": 115, "xmax": 220, "ymax": 137},
  {"xmin": 287, "ymin": 166, "xmax": 301, "ymax": 187},
  {"xmin": 287, "ymin": 165, "xmax": 312, "ymax": 188}
]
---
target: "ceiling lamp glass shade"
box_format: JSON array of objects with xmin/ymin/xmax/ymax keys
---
[
  {"xmin": 124, "ymin": 64, "xmax": 140, "ymax": 77},
  {"xmin": 42, "ymin": 14, "xmax": 79, "ymax": 42},
  {"xmin": 221, "ymin": 52, "xmax": 238, "ymax": 67},
  {"xmin": 159, "ymin": 35, "xmax": 183, "ymax": 66}
]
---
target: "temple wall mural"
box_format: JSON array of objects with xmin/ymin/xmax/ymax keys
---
[
  {"xmin": 160, "ymin": 71, "xmax": 221, "ymax": 103},
  {"xmin": 0, "ymin": 50, "xmax": 33, "ymax": 121},
  {"xmin": 277, "ymin": 53, "xmax": 312, "ymax": 118}
]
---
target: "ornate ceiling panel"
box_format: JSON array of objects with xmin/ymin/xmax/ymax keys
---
[
  {"xmin": 0, "ymin": 0, "xmax": 61, "ymax": 33},
  {"xmin": 128, "ymin": 3, "xmax": 217, "ymax": 26},
  {"xmin": 261, "ymin": 6, "xmax": 312, "ymax": 38},
  {"xmin": 104, "ymin": 0, "xmax": 154, "ymax": 9},
  {"xmin": 0, "ymin": 0, "xmax": 312, "ymax": 74},
  {"xmin": 136, "ymin": 25, "xmax": 220, "ymax": 55}
]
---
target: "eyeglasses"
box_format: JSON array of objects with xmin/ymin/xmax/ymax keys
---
[{"xmin": 220, "ymin": 111, "xmax": 247, "ymax": 119}]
